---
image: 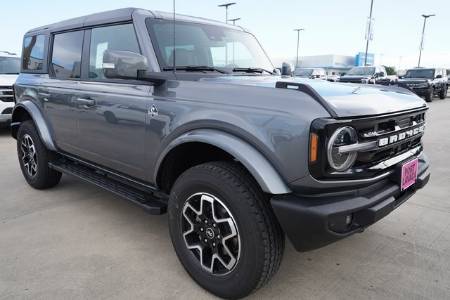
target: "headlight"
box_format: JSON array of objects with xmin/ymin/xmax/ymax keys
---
[{"xmin": 327, "ymin": 127, "xmax": 358, "ymax": 171}]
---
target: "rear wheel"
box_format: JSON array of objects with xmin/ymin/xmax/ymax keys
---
[
  {"xmin": 17, "ymin": 120, "xmax": 61, "ymax": 189},
  {"xmin": 425, "ymin": 87, "xmax": 434, "ymax": 102},
  {"xmin": 168, "ymin": 161, "xmax": 284, "ymax": 299}
]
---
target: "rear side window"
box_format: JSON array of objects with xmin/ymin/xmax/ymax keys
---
[
  {"xmin": 51, "ymin": 31, "xmax": 84, "ymax": 79},
  {"xmin": 22, "ymin": 35, "xmax": 46, "ymax": 71},
  {"xmin": 89, "ymin": 23, "xmax": 140, "ymax": 80}
]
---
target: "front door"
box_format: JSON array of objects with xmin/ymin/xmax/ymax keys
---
[
  {"xmin": 75, "ymin": 23, "xmax": 151, "ymax": 180},
  {"xmin": 76, "ymin": 81, "xmax": 151, "ymax": 180}
]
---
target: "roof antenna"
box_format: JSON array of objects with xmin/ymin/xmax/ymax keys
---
[{"xmin": 172, "ymin": 0, "xmax": 176, "ymax": 75}]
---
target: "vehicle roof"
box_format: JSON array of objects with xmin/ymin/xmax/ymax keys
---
[
  {"xmin": 26, "ymin": 7, "xmax": 243, "ymax": 35},
  {"xmin": 0, "ymin": 51, "xmax": 19, "ymax": 58}
]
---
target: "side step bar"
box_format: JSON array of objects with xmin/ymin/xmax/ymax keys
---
[{"xmin": 49, "ymin": 159, "xmax": 167, "ymax": 215}]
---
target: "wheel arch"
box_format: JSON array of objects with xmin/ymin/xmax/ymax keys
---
[
  {"xmin": 154, "ymin": 129, "xmax": 291, "ymax": 195},
  {"xmin": 11, "ymin": 101, "xmax": 57, "ymax": 151}
]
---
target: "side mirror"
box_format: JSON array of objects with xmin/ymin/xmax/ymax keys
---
[
  {"xmin": 273, "ymin": 68, "xmax": 281, "ymax": 76},
  {"xmin": 103, "ymin": 50, "xmax": 148, "ymax": 80},
  {"xmin": 436, "ymin": 74, "xmax": 442, "ymax": 79},
  {"xmin": 281, "ymin": 62, "xmax": 292, "ymax": 76}
]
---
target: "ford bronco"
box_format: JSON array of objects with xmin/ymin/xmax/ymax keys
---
[
  {"xmin": 12, "ymin": 8, "xmax": 430, "ymax": 299},
  {"xmin": 398, "ymin": 68, "xmax": 448, "ymax": 102}
]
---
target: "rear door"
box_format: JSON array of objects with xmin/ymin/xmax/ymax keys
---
[
  {"xmin": 76, "ymin": 23, "xmax": 151, "ymax": 180},
  {"xmin": 44, "ymin": 30, "xmax": 85, "ymax": 153}
]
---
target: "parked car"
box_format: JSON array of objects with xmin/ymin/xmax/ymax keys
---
[
  {"xmin": 397, "ymin": 68, "xmax": 448, "ymax": 102},
  {"xmin": 375, "ymin": 75, "xmax": 398, "ymax": 86},
  {"xmin": 12, "ymin": 8, "xmax": 430, "ymax": 299},
  {"xmin": 293, "ymin": 67, "xmax": 327, "ymax": 80},
  {"xmin": 340, "ymin": 65, "xmax": 388, "ymax": 84},
  {"xmin": 327, "ymin": 72, "xmax": 340, "ymax": 82},
  {"xmin": 0, "ymin": 51, "xmax": 20, "ymax": 127}
]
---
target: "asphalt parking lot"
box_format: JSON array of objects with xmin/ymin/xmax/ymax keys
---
[{"xmin": 1, "ymin": 97, "xmax": 450, "ymax": 300}]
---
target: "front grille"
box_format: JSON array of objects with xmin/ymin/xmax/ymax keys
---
[
  {"xmin": 346, "ymin": 109, "xmax": 425, "ymax": 176},
  {"xmin": 0, "ymin": 86, "xmax": 14, "ymax": 103},
  {"xmin": 310, "ymin": 108, "xmax": 427, "ymax": 180}
]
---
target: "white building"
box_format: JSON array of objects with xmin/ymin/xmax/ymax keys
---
[{"xmin": 295, "ymin": 55, "xmax": 356, "ymax": 75}]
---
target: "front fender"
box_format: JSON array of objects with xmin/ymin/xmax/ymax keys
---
[
  {"xmin": 11, "ymin": 100, "xmax": 57, "ymax": 151},
  {"xmin": 154, "ymin": 129, "xmax": 291, "ymax": 194}
]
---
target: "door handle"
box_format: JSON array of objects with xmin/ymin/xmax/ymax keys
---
[{"xmin": 76, "ymin": 97, "xmax": 96, "ymax": 107}]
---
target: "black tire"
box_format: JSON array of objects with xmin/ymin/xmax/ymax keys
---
[
  {"xmin": 168, "ymin": 161, "xmax": 284, "ymax": 299},
  {"xmin": 17, "ymin": 120, "xmax": 62, "ymax": 189},
  {"xmin": 439, "ymin": 85, "xmax": 447, "ymax": 99},
  {"xmin": 425, "ymin": 87, "xmax": 434, "ymax": 102}
]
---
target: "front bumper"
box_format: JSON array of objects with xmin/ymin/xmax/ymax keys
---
[
  {"xmin": 0, "ymin": 113, "xmax": 12, "ymax": 125},
  {"xmin": 398, "ymin": 85, "xmax": 431, "ymax": 96},
  {"xmin": 271, "ymin": 153, "xmax": 430, "ymax": 252}
]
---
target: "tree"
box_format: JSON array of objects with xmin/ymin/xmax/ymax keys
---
[{"xmin": 384, "ymin": 66, "xmax": 397, "ymax": 75}]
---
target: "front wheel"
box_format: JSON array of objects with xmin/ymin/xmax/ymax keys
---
[
  {"xmin": 168, "ymin": 162, "xmax": 284, "ymax": 299},
  {"xmin": 17, "ymin": 120, "xmax": 62, "ymax": 189},
  {"xmin": 439, "ymin": 85, "xmax": 447, "ymax": 99},
  {"xmin": 425, "ymin": 87, "xmax": 434, "ymax": 102}
]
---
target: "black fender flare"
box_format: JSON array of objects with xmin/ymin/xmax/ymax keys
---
[
  {"xmin": 11, "ymin": 100, "xmax": 57, "ymax": 151},
  {"xmin": 153, "ymin": 129, "xmax": 291, "ymax": 195}
]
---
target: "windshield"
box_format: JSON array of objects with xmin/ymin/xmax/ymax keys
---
[
  {"xmin": 147, "ymin": 19, "xmax": 273, "ymax": 71},
  {"xmin": 404, "ymin": 69, "xmax": 434, "ymax": 79},
  {"xmin": 294, "ymin": 68, "xmax": 313, "ymax": 76},
  {"xmin": 0, "ymin": 57, "xmax": 20, "ymax": 74},
  {"xmin": 346, "ymin": 66, "xmax": 375, "ymax": 76}
]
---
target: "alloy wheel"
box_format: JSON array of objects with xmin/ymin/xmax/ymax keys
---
[
  {"xmin": 20, "ymin": 134, "xmax": 38, "ymax": 177},
  {"xmin": 181, "ymin": 193, "xmax": 240, "ymax": 275}
]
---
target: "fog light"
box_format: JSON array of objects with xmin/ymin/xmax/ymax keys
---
[{"xmin": 345, "ymin": 214, "xmax": 353, "ymax": 225}]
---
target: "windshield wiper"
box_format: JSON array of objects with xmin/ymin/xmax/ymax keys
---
[
  {"xmin": 232, "ymin": 67, "xmax": 273, "ymax": 75},
  {"xmin": 163, "ymin": 66, "xmax": 228, "ymax": 74}
]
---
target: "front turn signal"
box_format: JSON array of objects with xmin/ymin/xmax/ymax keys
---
[{"xmin": 309, "ymin": 133, "xmax": 319, "ymax": 163}]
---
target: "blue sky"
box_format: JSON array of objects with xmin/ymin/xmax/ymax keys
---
[{"xmin": 2, "ymin": 0, "xmax": 449, "ymax": 68}]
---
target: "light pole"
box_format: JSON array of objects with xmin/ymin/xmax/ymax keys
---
[
  {"xmin": 228, "ymin": 17, "xmax": 241, "ymax": 25},
  {"xmin": 294, "ymin": 28, "xmax": 304, "ymax": 68},
  {"xmin": 364, "ymin": 0, "xmax": 375, "ymax": 66},
  {"xmin": 228, "ymin": 18, "xmax": 241, "ymax": 64},
  {"xmin": 218, "ymin": 2, "xmax": 236, "ymax": 24},
  {"xmin": 418, "ymin": 14, "xmax": 435, "ymax": 68}
]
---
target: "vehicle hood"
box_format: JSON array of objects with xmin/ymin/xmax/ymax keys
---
[
  {"xmin": 200, "ymin": 75, "xmax": 426, "ymax": 117},
  {"xmin": 0, "ymin": 74, "xmax": 18, "ymax": 86}
]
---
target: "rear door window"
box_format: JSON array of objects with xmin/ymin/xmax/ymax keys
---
[
  {"xmin": 51, "ymin": 31, "xmax": 84, "ymax": 79},
  {"xmin": 89, "ymin": 23, "xmax": 140, "ymax": 80},
  {"xmin": 22, "ymin": 35, "xmax": 46, "ymax": 71}
]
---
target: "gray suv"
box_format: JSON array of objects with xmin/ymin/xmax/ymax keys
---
[{"xmin": 12, "ymin": 8, "xmax": 430, "ymax": 299}]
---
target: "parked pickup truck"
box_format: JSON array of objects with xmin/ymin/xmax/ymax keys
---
[
  {"xmin": 12, "ymin": 8, "xmax": 430, "ymax": 299},
  {"xmin": 340, "ymin": 65, "xmax": 388, "ymax": 84},
  {"xmin": 0, "ymin": 51, "xmax": 20, "ymax": 127}
]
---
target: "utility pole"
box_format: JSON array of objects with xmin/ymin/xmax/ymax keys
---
[
  {"xmin": 418, "ymin": 14, "xmax": 435, "ymax": 68},
  {"xmin": 294, "ymin": 28, "xmax": 304, "ymax": 68},
  {"xmin": 218, "ymin": 2, "xmax": 236, "ymax": 24},
  {"xmin": 364, "ymin": 0, "xmax": 375, "ymax": 66}
]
